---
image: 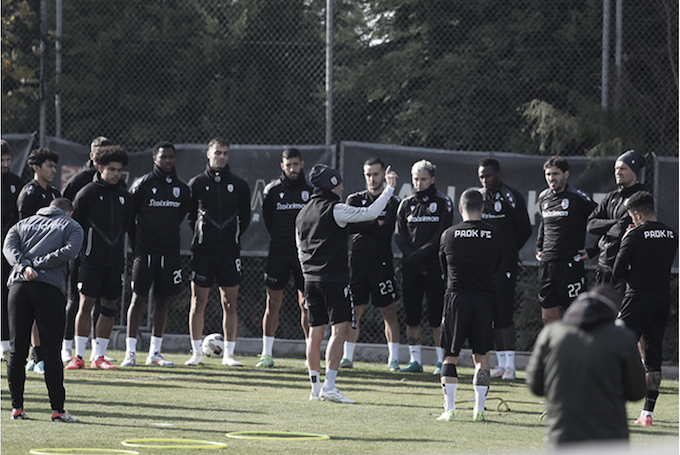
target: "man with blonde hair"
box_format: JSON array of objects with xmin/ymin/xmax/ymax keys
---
[{"xmin": 395, "ymin": 160, "xmax": 453, "ymax": 374}]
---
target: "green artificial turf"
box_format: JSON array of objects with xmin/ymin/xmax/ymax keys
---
[{"xmin": 2, "ymin": 352, "xmax": 678, "ymax": 454}]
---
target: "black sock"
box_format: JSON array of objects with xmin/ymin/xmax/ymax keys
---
[
  {"xmin": 33, "ymin": 345, "xmax": 43, "ymax": 362},
  {"xmin": 643, "ymin": 390, "xmax": 659, "ymax": 412}
]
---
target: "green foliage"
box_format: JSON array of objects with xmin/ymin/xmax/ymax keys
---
[
  {"xmin": 1, "ymin": 0, "xmax": 41, "ymax": 132},
  {"xmin": 1, "ymin": 1, "xmax": 676, "ymax": 153},
  {"xmin": 57, "ymin": 0, "xmax": 325, "ymax": 149}
]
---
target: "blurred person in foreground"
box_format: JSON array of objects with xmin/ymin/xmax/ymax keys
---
[{"xmin": 526, "ymin": 284, "xmax": 646, "ymax": 448}]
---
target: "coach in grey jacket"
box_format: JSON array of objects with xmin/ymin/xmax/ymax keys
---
[{"xmin": 3, "ymin": 198, "xmax": 83, "ymax": 422}]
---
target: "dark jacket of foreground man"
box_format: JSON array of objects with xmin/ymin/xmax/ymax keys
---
[{"xmin": 526, "ymin": 286, "xmax": 646, "ymax": 447}]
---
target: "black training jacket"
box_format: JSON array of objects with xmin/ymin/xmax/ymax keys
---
[
  {"xmin": 586, "ymin": 182, "xmax": 647, "ymax": 271},
  {"xmin": 72, "ymin": 172, "xmax": 133, "ymax": 266},
  {"xmin": 395, "ymin": 184, "xmax": 453, "ymax": 270},
  {"xmin": 188, "ymin": 164, "xmax": 251, "ymax": 254},
  {"xmin": 346, "ymin": 188, "xmax": 400, "ymax": 263},
  {"xmin": 536, "ymin": 185, "xmax": 597, "ymax": 262},
  {"xmin": 480, "ymin": 183, "xmax": 532, "ymax": 260},
  {"xmin": 17, "ymin": 179, "xmax": 61, "ymax": 220},
  {"xmin": 2, "ymin": 171, "xmax": 23, "ymax": 239},
  {"xmin": 129, "ymin": 164, "xmax": 191, "ymax": 255},
  {"xmin": 262, "ymin": 173, "xmax": 313, "ymax": 255}
]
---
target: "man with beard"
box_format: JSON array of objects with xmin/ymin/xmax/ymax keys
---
[
  {"xmin": 121, "ymin": 142, "xmax": 190, "ymax": 367},
  {"xmin": 256, "ymin": 148, "xmax": 312, "ymax": 368}
]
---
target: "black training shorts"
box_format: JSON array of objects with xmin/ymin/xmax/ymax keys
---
[
  {"xmin": 77, "ymin": 262, "xmax": 124, "ymax": 300},
  {"xmin": 131, "ymin": 253, "xmax": 183, "ymax": 297},
  {"xmin": 440, "ymin": 291, "xmax": 494, "ymax": 357},
  {"xmin": 350, "ymin": 259, "xmax": 398, "ymax": 308},
  {"xmin": 538, "ymin": 260, "xmax": 586, "ymax": 310},
  {"xmin": 264, "ymin": 252, "xmax": 304, "ymax": 292},
  {"xmin": 494, "ymin": 258, "xmax": 518, "ymax": 328},
  {"xmin": 191, "ymin": 252, "xmax": 242, "ymax": 288},
  {"xmin": 402, "ymin": 261, "xmax": 445, "ymax": 327},
  {"xmin": 304, "ymin": 281, "xmax": 354, "ymax": 327},
  {"xmin": 618, "ymin": 290, "xmax": 670, "ymax": 372}
]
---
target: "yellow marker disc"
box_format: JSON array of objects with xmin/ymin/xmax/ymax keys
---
[
  {"xmin": 226, "ymin": 431, "xmax": 330, "ymax": 440},
  {"xmin": 121, "ymin": 438, "xmax": 227, "ymax": 449},
  {"xmin": 30, "ymin": 450, "xmax": 139, "ymax": 455}
]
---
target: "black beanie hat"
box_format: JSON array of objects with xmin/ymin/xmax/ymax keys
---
[
  {"xmin": 309, "ymin": 164, "xmax": 342, "ymax": 191},
  {"xmin": 616, "ymin": 150, "xmax": 646, "ymax": 177}
]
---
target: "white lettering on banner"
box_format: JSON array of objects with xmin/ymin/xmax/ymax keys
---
[
  {"xmin": 148, "ymin": 199, "xmax": 181, "ymax": 208},
  {"xmin": 593, "ymin": 193, "xmax": 606, "ymax": 204},
  {"xmin": 447, "ymin": 186, "xmax": 456, "ymax": 209},
  {"xmin": 251, "ymin": 179, "xmax": 266, "ymax": 212},
  {"xmin": 398, "ymin": 183, "xmax": 412, "ymax": 200},
  {"xmin": 527, "ymin": 190, "xmax": 540, "ymax": 226},
  {"xmin": 644, "ymin": 230, "xmax": 674, "ymax": 239}
]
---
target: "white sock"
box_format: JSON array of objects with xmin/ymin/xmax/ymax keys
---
[
  {"xmin": 323, "ymin": 368, "xmax": 338, "ymax": 391},
  {"xmin": 61, "ymin": 339, "xmax": 72, "ymax": 352},
  {"xmin": 226, "ymin": 341, "xmax": 236, "ymax": 356},
  {"xmin": 641, "ymin": 410, "xmax": 653, "ymax": 418},
  {"xmin": 149, "ymin": 336, "xmax": 162, "ymax": 355},
  {"xmin": 343, "ymin": 342, "xmax": 356, "ymax": 361},
  {"xmin": 473, "ymin": 385, "xmax": 489, "ymax": 414},
  {"xmin": 91, "ymin": 338, "xmax": 97, "ymax": 351},
  {"xmin": 505, "ymin": 351, "xmax": 515, "ymax": 370},
  {"xmin": 309, "ymin": 370, "xmax": 321, "ymax": 394},
  {"xmin": 387, "ymin": 342, "xmax": 399, "ymax": 362},
  {"xmin": 442, "ymin": 383, "xmax": 458, "ymax": 412},
  {"xmin": 496, "ymin": 351, "xmax": 506, "ymax": 369},
  {"xmin": 191, "ymin": 339, "xmax": 202, "ymax": 355},
  {"xmin": 1, "ymin": 340, "xmax": 9, "ymax": 352},
  {"xmin": 262, "ymin": 336, "xmax": 274, "ymax": 356},
  {"xmin": 435, "ymin": 347, "xmax": 443, "ymax": 364},
  {"xmin": 126, "ymin": 337, "xmax": 137, "ymax": 354},
  {"xmin": 75, "ymin": 336, "xmax": 88, "ymax": 359},
  {"xmin": 409, "ymin": 345, "xmax": 422, "ymax": 364},
  {"xmin": 94, "ymin": 338, "xmax": 109, "ymax": 358}
]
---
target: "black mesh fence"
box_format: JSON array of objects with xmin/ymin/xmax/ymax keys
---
[{"xmin": 2, "ymin": 0, "xmax": 677, "ymax": 157}]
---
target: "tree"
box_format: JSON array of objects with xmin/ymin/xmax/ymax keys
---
[{"xmin": 2, "ymin": 0, "xmax": 41, "ymax": 133}]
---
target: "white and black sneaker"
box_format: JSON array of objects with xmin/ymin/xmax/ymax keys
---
[{"xmin": 320, "ymin": 388, "xmax": 355, "ymax": 404}]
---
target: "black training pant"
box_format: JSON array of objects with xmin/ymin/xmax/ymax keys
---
[{"xmin": 7, "ymin": 281, "xmax": 66, "ymax": 411}]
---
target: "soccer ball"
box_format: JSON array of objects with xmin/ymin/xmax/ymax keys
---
[{"xmin": 201, "ymin": 333, "xmax": 224, "ymax": 358}]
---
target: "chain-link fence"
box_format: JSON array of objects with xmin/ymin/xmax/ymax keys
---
[
  {"xmin": 3, "ymin": 0, "xmax": 678, "ymax": 360},
  {"xmin": 3, "ymin": 0, "xmax": 677, "ymax": 156}
]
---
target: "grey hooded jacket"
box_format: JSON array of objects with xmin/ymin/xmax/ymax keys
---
[{"xmin": 3, "ymin": 206, "xmax": 83, "ymax": 294}]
